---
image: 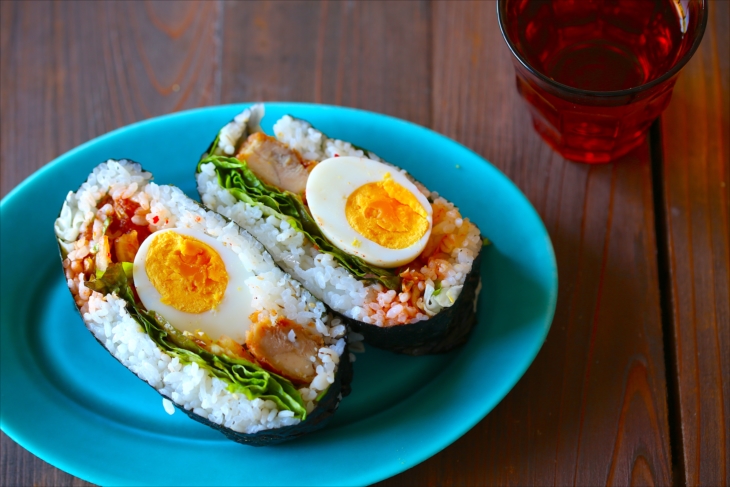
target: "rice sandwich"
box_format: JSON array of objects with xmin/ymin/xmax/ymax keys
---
[
  {"xmin": 54, "ymin": 159, "xmax": 351, "ymax": 445},
  {"xmin": 197, "ymin": 105, "xmax": 483, "ymax": 355}
]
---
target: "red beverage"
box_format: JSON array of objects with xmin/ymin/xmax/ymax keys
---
[{"xmin": 498, "ymin": 0, "xmax": 707, "ymax": 163}]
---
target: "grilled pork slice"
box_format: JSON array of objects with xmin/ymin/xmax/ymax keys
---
[
  {"xmin": 246, "ymin": 316, "xmax": 324, "ymax": 385},
  {"xmin": 236, "ymin": 132, "xmax": 314, "ymax": 194}
]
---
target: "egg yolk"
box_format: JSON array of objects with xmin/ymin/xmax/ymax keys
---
[
  {"xmin": 145, "ymin": 231, "xmax": 228, "ymax": 314},
  {"xmin": 345, "ymin": 174, "xmax": 429, "ymax": 249}
]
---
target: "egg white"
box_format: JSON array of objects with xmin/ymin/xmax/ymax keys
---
[
  {"xmin": 133, "ymin": 227, "xmax": 255, "ymax": 343},
  {"xmin": 306, "ymin": 156, "xmax": 433, "ymax": 268}
]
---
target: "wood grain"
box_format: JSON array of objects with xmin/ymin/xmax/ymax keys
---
[
  {"xmin": 658, "ymin": 1, "xmax": 730, "ymax": 485},
  {"xmin": 1, "ymin": 0, "xmax": 727, "ymax": 486},
  {"xmin": 0, "ymin": 0, "xmax": 220, "ymax": 199},
  {"xmin": 219, "ymin": 0, "xmax": 431, "ymax": 125},
  {"xmin": 378, "ymin": 2, "xmax": 673, "ymax": 485}
]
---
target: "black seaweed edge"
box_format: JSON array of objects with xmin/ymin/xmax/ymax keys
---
[
  {"xmin": 55, "ymin": 158, "xmax": 353, "ymax": 446},
  {"xmin": 197, "ymin": 111, "xmax": 486, "ymax": 356},
  {"xmin": 343, "ymin": 250, "xmax": 482, "ymax": 355}
]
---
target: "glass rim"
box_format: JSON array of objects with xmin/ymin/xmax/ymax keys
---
[{"xmin": 496, "ymin": 0, "xmax": 709, "ymax": 98}]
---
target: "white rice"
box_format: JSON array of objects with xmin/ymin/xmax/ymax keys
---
[
  {"xmin": 56, "ymin": 159, "xmax": 345, "ymax": 434},
  {"xmin": 274, "ymin": 114, "xmax": 383, "ymax": 162},
  {"xmin": 198, "ymin": 105, "xmax": 482, "ymax": 327}
]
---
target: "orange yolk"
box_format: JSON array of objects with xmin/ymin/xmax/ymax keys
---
[
  {"xmin": 345, "ymin": 173, "xmax": 429, "ymax": 249},
  {"xmin": 145, "ymin": 231, "xmax": 228, "ymax": 313}
]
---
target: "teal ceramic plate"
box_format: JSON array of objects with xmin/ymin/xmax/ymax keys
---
[{"xmin": 0, "ymin": 103, "xmax": 557, "ymax": 486}]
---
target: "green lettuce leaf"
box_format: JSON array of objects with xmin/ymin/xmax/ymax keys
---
[
  {"xmin": 87, "ymin": 263, "xmax": 307, "ymax": 420},
  {"xmin": 204, "ymin": 131, "xmax": 223, "ymax": 157},
  {"xmin": 431, "ymin": 280, "xmax": 442, "ymax": 298},
  {"xmin": 198, "ymin": 155, "xmax": 401, "ymax": 290}
]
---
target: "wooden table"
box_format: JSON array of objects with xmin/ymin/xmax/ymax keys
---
[{"xmin": 1, "ymin": 2, "xmax": 727, "ymax": 486}]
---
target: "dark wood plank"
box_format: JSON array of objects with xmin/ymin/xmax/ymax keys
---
[
  {"xmin": 219, "ymin": 0, "xmax": 431, "ymax": 125},
  {"xmin": 659, "ymin": 1, "xmax": 730, "ymax": 485},
  {"xmin": 1, "ymin": 1, "xmax": 219, "ymax": 486},
  {"xmin": 378, "ymin": 2, "xmax": 673, "ymax": 485},
  {"xmin": 0, "ymin": 0, "xmax": 220, "ymax": 199}
]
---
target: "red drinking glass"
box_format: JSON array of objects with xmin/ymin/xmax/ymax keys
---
[{"xmin": 498, "ymin": 0, "xmax": 708, "ymax": 163}]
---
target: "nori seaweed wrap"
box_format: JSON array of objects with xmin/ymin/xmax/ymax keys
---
[
  {"xmin": 55, "ymin": 159, "xmax": 351, "ymax": 446},
  {"xmin": 196, "ymin": 105, "xmax": 484, "ymax": 355}
]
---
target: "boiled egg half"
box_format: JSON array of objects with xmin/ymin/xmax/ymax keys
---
[
  {"xmin": 306, "ymin": 156, "xmax": 432, "ymax": 268},
  {"xmin": 133, "ymin": 227, "xmax": 254, "ymax": 343}
]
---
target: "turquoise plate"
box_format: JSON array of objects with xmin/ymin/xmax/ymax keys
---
[{"xmin": 0, "ymin": 103, "xmax": 557, "ymax": 486}]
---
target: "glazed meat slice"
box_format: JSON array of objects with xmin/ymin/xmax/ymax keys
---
[
  {"xmin": 246, "ymin": 318, "xmax": 324, "ymax": 385},
  {"xmin": 236, "ymin": 132, "xmax": 314, "ymax": 194}
]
